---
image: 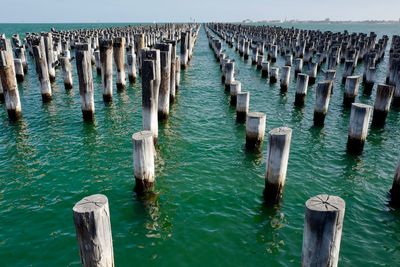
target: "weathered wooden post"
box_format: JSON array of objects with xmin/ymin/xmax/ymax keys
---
[
  {"xmin": 42, "ymin": 33, "xmax": 56, "ymax": 82},
  {"xmin": 364, "ymin": 67, "xmax": 376, "ymax": 95},
  {"xmin": 313, "ymin": 81, "xmax": 333, "ymax": 127},
  {"xmin": 75, "ymin": 43, "xmax": 95, "ymax": 121},
  {"xmin": 261, "ymin": 61, "xmax": 270, "ymax": 78},
  {"xmin": 307, "ymin": 62, "xmax": 318, "ymax": 84},
  {"xmin": 236, "ymin": 91, "xmax": 249, "ymax": 123},
  {"xmin": 342, "ymin": 60, "xmax": 354, "ymax": 83},
  {"xmin": 94, "ymin": 50, "xmax": 101, "ymax": 75},
  {"xmin": 263, "ymin": 127, "xmax": 292, "ymax": 204},
  {"xmin": 230, "ymin": 80, "xmax": 241, "ymax": 106},
  {"xmin": 180, "ymin": 31, "xmax": 189, "ymax": 69},
  {"xmin": 252, "ymin": 46, "xmax": 258, "ymax": 65},
  {"xmin": 175, "ymin": 56, "xmax": 181, "ymax": 90},
  {"xmin": 294, "ymin": 73, "xmax": 309, "ymax": 107},
  {"xmin": 100, "ymin": 39, "xmax": 113, "ymax": 102},
  {"xmin": 324, "ymin": 69, "xmax": 336, "ymax": 82},
  {"xmin": 224, "ymin": 61, "xmax": 235, "ymax": 91},
  {"xmin": 132, "ymin": 131, "xmax": 155, "ymax": 194},
  {"xmin": 0, "ymin": 49, "xmax": 22, "ymax": 120},
  {"xmin": 142, "ymin": 49, "xmax": 161, "ymax": 143},
  {"xmin": 285, "ymin": 54, "xmax": 293, "ymax": 67},
  {"xmin": 280, "ymin": 66, "xmax": 291, "ymax": 92},
  {"xmin": 343, "ymin": 76, "xmax": 360, "ymax": 107},
  {"xmin": 302, "ymin": 194, "xmax": 345, "ymax": 267},
  {"xmin": 32, "ymin": 45, "xmax": 52, "ymax": 102},
  {"xmin": 270, "ymin": 44, "xmax": 278, "ymax": 62},
  {"xmin": 13, "ymin": 58, "xmax": 24, "ymax": 82},
  {"xmin": 294, "ymin": 58, "xmax": 303, "ymax": 77},
  {"xmin": 347, "ymin": 103, "xmax": 373, "ymax": 155},
  {"xmin": 270, "ymin": 67, "xmax": 279, "ymax": 84},
  {"xmin": 245, "ymin": 112, "xmax": 266, "ymax": 150},
  {"xmin": 60, "ymin": 56, "xmax": 73, "ymax": 90},
  {"xmin": 257, "ymin": 55, "xmax": 264, "ymax": 70},
  {"xmin": 73, "ymin": 194, "xmax": 114, "ymax": 267},
  {"xmin": 127, "ymin": 44, "xmax": 137, "ymax": 83},
  {"xmin": 167, "ymin": 40, "xmax": 177, "ymax": 103},
  {"xmin": 113, "ymin": 37, "xmax": 126, "ymax": 90},
  {"xmin": 154, "ymin": 43, "xmax": 172, "ymax": 120},
  {"xmin": 371, "ymin": 84, "xmax": 394, "ymax": 128},
  {"xmin": 390, "ymin": 162, "xmax": 400, "ymax": 207}
]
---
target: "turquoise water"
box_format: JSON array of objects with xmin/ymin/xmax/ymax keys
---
[{"xmin": 0, "ymin": 23, "xmax": 400, "ymax": 266}]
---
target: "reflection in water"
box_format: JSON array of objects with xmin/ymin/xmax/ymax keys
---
[
  {"xmin": 255, "ymin": 203, "xmax": 287, "ymax": 254},
  {"xmin": 291, "ymin": 106, "xmax": 304, "ymax": 124}
]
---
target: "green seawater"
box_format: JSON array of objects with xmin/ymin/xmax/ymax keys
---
[{"xmin": 0, "ymin": 23, "xmax": 400, "ymax": 266}]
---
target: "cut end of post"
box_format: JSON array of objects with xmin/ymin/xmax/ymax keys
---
[
  {"xmin": 73, "ymin": 194, "xmax": 108, "ymax": 213},
  {"xmin": 305, "ymin": 194, "xmax": 345, "ymax": 212}
]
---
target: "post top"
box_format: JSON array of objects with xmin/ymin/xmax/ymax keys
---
[
  {"xmin": 351, "ymin": 103, "xmax": 373, "ymax": 110},
  {"xmin": 305, "ymin": 194, "xmax": 345, "ymax": 212},
  {"xmin": 247, "ymin": 112, "xmax": 266, "ymax": 118},
  {"xmin": 132, "ymin": 131, "xmax": 153, "ymax": 140},
  {"xmin": 269, "ymin": 127, "xmax": 292, "ymax": 136},
  {"xmin": 73, "ymin": 194, "xmax": 108, "ymax": 213}
]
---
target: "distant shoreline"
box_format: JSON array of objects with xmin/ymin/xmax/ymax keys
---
[{"xmin": 242, "ymin": 20, "xmax": 400, "ymax": 24}]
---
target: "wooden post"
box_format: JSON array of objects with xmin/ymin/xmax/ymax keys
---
[
  {"xmin": 154, "ymin": 43, "xmax": 172, "ymax": 120},
  {"xmin": 390, "ymin": 162, "xmax": 400, "ymax": 207},
  {"xmin": 42, "ymin": 33, "xmax": 56, "ymax": 82},
  {"xmin": 257, "ymin": 55, "xmax": 264, "ymax": 70},
  {"xmin": 94, "ymin": 50, "xmax": 101, "ymax": 75},
  {"xmin": 280, "ymin": 66, "xmax": 291, "ymax": 92},
  {"xmin": 245, "ymin": 112, "xmax": 266, "ymax": 150},
  {"xmin": 180, "ymin": 31, "xmax": 189, "ymax": 69},
  {"xmin": 32, "ymin": 45, "xmax": 52, "ymax": 102},
  {"xmin": 347, "ymin": 103, "xmax": 373, "ymax": 155},
  {"xmin": 324, "ymin": 69, "xmax": 336, "ymax": 82},
  {"xmin": 13, "ymin": 58, "xmax": 24, "ymax": 82},
  {"xmin": 342, "ymin": 60, "xmax": 354, "ymax": 83},
  {"xmin": 60, "ymin": 56, "xmax": 73, "ymax": 90},
  {"xmin": 343, "ymin": 76, "xmax": 360, "ymax": 107},
  {"xmin": 224, "ymin": 61, "xmax": 235, "ymax": 91},
  {"xmin": 270, "ymin": 45, "xmax": 278, "ymax": 62},
  {"xmin": 73, "ymin": 194, "xmax": 114, "ymax": 267},
  {"xmin": 75, "ymin": 43, "xmax": 95, "ymax": 121},
  {"xmin": 307, "ymin": 62, "xmax": 318, "ymax": 84},
  {"xmin": 175, "ymin": 56, "xmax": 181, "ymax": 90},
  {"xmin": 141, "ymin": 49, "xmax": 161, "ymax": 144},
  {"xmin": 132, "ymin": 131, "xmax": 155, "ymax": 194},
  {"xmin": 236, "ymin": 91, "xmax": 249, "ymax": 123},
  {"xmin": 285, "ymin": 54, "xmax": 293, "ymax": 66},
  {"xmin": 113, "ymin": 37, "xmax": 126, "ymax": 90},
  {"xmin": 294, "ymin": 58, "xmax": 303, "ymax": 77},
  {"xmin": 371, "ymin": 84, "xmax": 394, "ymax": 128},
  {"xmin": 127, "ymin": 44, "xmax": 137, "ymax": 83},
  {"xmin": 167, "ymin": 40, "xmax": 177, "ymax": 103},
  {"xmin": 294, "ymin": 73, "xmax": 309, "ymax": 107},
  {"xmin": 0, "ymin": 50, "xmax": 22, "ymax": 120},
  {"xmin": 100, "ymin": 39, "xmax": 113, "ymax": 102},
  {"xmin": 313, "ymin": 81, "xmax": 333, "ymax": 127},
  {"xmin": 230, "ymin": 80, "xmax": 241, "ymax": 106},
  {"xmin": 261, "ymin": 61, "xmax": 270, "ymax": 78},
  {"xmin": 364, "ymin": 67, "xmax": 376, "ymax": 96},
  {"xmin": 252, "ymin": 46, "xmax": 258, "ymax": 65},
  {"xmin": 270, "ymin": 67, "xmax": 279, "ymax": 84},
  {"xmin": 263, "ymin": 127, "xmax": 292, "ymax": 204},
  {"xmin": 302, "ymin": 194, "xmax": 345, "ymax": 267}
]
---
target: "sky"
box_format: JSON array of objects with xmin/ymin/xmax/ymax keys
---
[{"xmin": 0, "ymin": 0, "xmax": 399, "ymax": 23}]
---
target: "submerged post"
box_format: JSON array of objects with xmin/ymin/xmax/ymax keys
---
[
  {"xmin": 346, "ymin": 103, "xmax": 373, "ymax": 155},
  {"xmin": 73, "ymin": 194, "xmax": 114, "ymax": 267},
  {"xmin": 132, "ymin": 131, "xmax": 155, "ymax": 194},
  {"xmin": 263, "ymin": 127, "xmax": 292, "ymax": 204},
  {"xmin": 302, "ymin": 194, "xmax": 345, "ymax": 267}
]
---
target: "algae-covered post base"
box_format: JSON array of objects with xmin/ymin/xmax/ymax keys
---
[
  {"xmin": 346, "ymin": 103, "xmax": 373, "ymax": 155},
  {"xmin": 263, "ymin": 127, "xmax": 292, "ymax": 205},
  {"xmin": 132, "ymin": 131, "xmax": 155, "ymax": 194},
  {"xmin": 73, "ymin": 194, "xmax": 114, "ymax": 267},
  {"xmin": 302, "ymin": 194, "xmax": 345, "ymax": 267}
]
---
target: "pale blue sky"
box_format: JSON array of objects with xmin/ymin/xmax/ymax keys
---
[{"xmin": 1, "ymin": 0, "xmax": 399, "ymax": 23}]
